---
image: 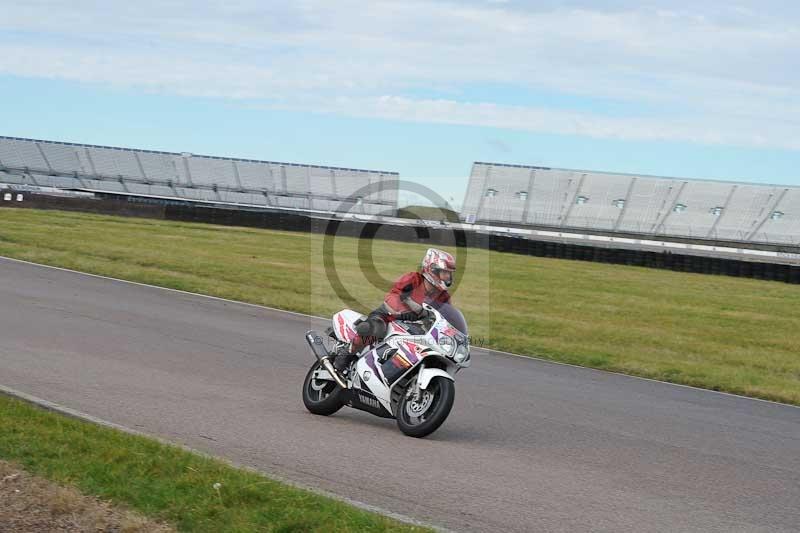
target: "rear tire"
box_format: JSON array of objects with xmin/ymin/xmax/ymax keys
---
[
  {"xmin": 396, "ymin": 377, "xmax": 454, "ymax": 438},
  {"xmin": 302, "ymin": 361, "xmax": 346, "ymax": 416}
]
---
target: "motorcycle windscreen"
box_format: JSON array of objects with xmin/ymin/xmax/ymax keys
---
[{"xmin": 429, "ymin": 301, "xmax": 468, "ymax": 335}]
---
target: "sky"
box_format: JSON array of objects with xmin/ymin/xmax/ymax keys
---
[{"xmin": 0, "ymin": 0, "xmax": 798, "ymax": 208}]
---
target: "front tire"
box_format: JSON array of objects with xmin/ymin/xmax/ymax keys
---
[
  {"xmin": 302, "ymin": 361, "xmax": 346, "ymax": 416},
  {"xmin": 396, "ymin": 377, "xmax": 454, "ymax": 438}
]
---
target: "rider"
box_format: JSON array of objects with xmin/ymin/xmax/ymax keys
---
[{"xmin": 334, "ymin": 248, "xmax": 456, "ymax": 372}]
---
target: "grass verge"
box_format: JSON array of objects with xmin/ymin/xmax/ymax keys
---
[
  {"xmin": 0, "ymin": 207, "xmax": 798, "ymax": 405},
  {"xmin": 1, "ymin": 459, "xmax": 175, "ymax": 532},
  {"xmin": 0, "ymin": 393, "xmax": 428, "ymax": 532}
]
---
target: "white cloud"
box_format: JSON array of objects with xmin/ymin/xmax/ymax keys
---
[
  {"xmin": 264, "ymin": 94, "xmax": 800, "ymax": 150},
  {"xmin": 0, "ymin": 0, "xmax": 798, "ymax": 150}
]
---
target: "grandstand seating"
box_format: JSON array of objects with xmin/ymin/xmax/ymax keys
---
[
  {"xmin": 0, "ymin": 136, "xmax": 398, "ymax": 215},
  {"xmin": 463, "ymin": 162, "xmax": 800, "ymax": 245}
]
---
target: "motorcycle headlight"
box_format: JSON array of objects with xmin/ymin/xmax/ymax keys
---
[
  {"xmin": 438, "ymin": 336, "xmax": 456, "ymax": 356},
  {"xmin": 453, "ymin": 345, "xmax": 468, "ymax": 363}
]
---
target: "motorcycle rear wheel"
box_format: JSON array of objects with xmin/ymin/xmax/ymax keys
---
[
  {"xmin": 302, "ymin": 360, "xmax": 346, "ymax": 416},
  {"xmin": 396, "ymin": 377, "xmax": 454, "ymax": 438}
]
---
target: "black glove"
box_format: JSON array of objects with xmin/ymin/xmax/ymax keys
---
[{"xmin": 396, "ymin": 308, "xmax": 431, "ymax": 322}]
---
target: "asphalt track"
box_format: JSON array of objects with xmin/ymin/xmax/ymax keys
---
[{"xmin": 1, "ymin": 256, "xmax": 799, "ymax": 532}]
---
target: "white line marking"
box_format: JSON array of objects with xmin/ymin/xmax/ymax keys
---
[
  {"xmin": 0, "ymin": 384, "xmax": 450, "ymax": 532},
  {"xmin": 2, "ymin": 254, "xmax": 797, "ymax": 410}
]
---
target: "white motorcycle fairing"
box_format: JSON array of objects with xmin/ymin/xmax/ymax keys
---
[
  {"xmin": 416, "ymin": 367, "xmax": 454, "ymax": 389},
  {"xmin": 303, "ymin": 300, "xmax": 469, "ymax": 438},
  {"xmin": 331, "ymin": 309, "xmax": 364, "ymax": 343},
  {"xmin": 321, "ymin": 305, "xmax": 465, "ymax": 418}
]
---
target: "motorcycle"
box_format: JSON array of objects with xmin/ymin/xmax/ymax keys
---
[{"xmin": 301, "ymin": 302, "xmax": 470, "ymax": 438}]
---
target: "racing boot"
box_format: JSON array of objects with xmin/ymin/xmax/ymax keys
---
[{"xmin": 333, "ymin": 345, "xmax": 356, "ymax": 373}]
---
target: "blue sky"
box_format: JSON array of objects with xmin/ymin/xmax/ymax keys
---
[{"xmin": 1, "ymin": 1, "xmax": 798, "ymax": 208}]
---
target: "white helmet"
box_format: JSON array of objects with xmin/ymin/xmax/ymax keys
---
[{"xmin": 421, "ymin": 248, "xmax": 456, "ymax": 291}]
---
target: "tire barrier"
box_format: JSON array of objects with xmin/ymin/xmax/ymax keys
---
[{"xmin": 489, "ymin": 234, "xmax": 800, "ymax": 284}]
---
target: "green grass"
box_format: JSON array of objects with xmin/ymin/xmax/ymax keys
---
[
  {"xmin": 1, "ymin": 207, "xmax": 799, "ymax": 405},
  {"xmin": 0, "ymin": 394, "xmax": 427, "ymax": 532}
]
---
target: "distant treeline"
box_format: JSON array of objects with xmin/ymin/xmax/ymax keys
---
[{"xmin": 396, "ymin": 205, "xmax": 460, "ymax": 222}]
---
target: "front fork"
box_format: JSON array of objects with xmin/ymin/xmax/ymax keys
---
[{"xmin": 407, "ymin": 373, "xmax": 423, "ymax": 403}]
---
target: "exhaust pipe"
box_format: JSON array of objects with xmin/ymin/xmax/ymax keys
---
[
  {"xmin": 305, "ymin": 330, "xmax": 348, "ymax": 389},
  {"xmin": 320, "ymin": 356, "xmax": 348, "ymax": 389}
]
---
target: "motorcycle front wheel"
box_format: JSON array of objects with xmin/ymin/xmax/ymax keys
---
[
  {"xmin": 302, "ymin": 360, "xmax": 346, "ymax": 416},
  {"xmin": 396, "ymin": 377, "xmax": 454, "ymax": 438}
]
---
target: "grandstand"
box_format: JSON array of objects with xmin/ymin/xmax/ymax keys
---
[
  {"xmin": 0, "ymin": 136, "xmax": 399, "ymax": 215},
  {"xmin": 462, "ymin": 162, "xmax": 800, "ymax": 246}
]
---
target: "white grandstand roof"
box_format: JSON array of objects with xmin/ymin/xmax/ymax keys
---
[
  {"xmin": 0, "ymin": 135, "xmax": 399, "ymax": 215},
  {"xmin": 0, "ymin": 135, "xmax": 399, "ymax": 175},
  {"xmin": 472, "ymin": 161, "xmax": 798, "ymax": 190},
  {"xmin": 463, "ymin": 161, "xmax": 800, "ymax": 246}
]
